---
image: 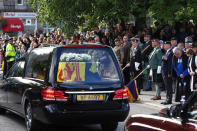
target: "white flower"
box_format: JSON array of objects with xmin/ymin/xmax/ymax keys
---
[{"xmin": 60, "ymin": 53, "xmax": 91, "ymax": 62}]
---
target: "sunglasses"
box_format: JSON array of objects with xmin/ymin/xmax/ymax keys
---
[{"xmin": 132, "ymin": 39, "xmax": 139, "ymax": 42}]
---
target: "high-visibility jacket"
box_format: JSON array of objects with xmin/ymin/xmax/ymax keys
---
[{"xmin": 5, "ymin": 43, "xmax": 16, "ymax": 62}]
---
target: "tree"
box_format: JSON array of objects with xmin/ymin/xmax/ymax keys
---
[
  {"xmin": 27, "ymin": 0, "xmax": 197, "ymax": 36},
  {"xmin": 149, "ymin": 0, "xmax": 197, "ymax": 25},
  {"xmin": 130, "ymin": 0, "xmax": 150, "ymax": 31},
  {"xmin": 28, "ymin": 0, "xmax": 134, "ymax": 36}
]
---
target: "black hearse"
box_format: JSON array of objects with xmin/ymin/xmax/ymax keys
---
[{"xmin": 0, "ymin": 44, "xmax": 129, "ymax": 131}]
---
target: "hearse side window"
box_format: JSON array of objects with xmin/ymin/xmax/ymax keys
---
[
  {"xmin": 7, "ymin": 62, "xmax": 19, "ymax": 77},
  {"xmin": 7, "ymin": 61, "xmax": 25, "ymax": 77},
  {"xmin": 25, "ymin": 51, "xmax": 50, "ymax": 80},
  {"xmin": 16, "ymin": 62, "xmax": 25, "ymax": 77}
]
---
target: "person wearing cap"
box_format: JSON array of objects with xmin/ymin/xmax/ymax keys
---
[
  {"xmin": 113, "ymin": 38, "xmax": 123, "ymax": 64},
  {"xmin": 184, "ymin": 40, "xmax": 193, "ymax": 52},
  {"xmin": 159, "ymin": 40, "xmax": 165, "ymax": 54},
  {"xmin": 149, "ymin": 39, "xmax": 163, "ymax": 100},
  {"xmin": 161, "ymin": 41, "xmax": 173, "ymax": 104},
  {"xmin": 172, "ymin": 47, "xmax": 189, "ymax": 102},
  {"xmin": 129, "ymin": 38, "xmax": 142, "ymax": 94},
  {"xmin": 5, "ymin": 38, "xmax": 16, "ymax": 72},
  {"xmin": 171, "ymin": 37, "xmax": 178, "ymax": 49},
  {"xmin": 185, "ymin": 36, "xmax": 192, "ymax": 44},
  {"xmin": 134, "ymin": 35, "xmax": 144, "ymax": 51}
]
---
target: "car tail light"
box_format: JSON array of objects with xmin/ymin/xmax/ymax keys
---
[
  {"xmin": 160, "ymin": 108, "xmax": 168, "ymax": 116},
  {"xmin": 42, "ymin": 88, "xmax": 68, "ymax": 101},
  {"xmin": 113, "ymin": 88, "xmax": 128, "ymax": 100}
]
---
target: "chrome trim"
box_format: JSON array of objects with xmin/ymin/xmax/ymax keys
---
[{"xmin": 65, "ymin": 91, "xmax": 115, "ymax": 94}]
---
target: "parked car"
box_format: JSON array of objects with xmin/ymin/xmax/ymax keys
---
[
  {"xmin": 0, "ymin": 44, "xmax": 130, "ymax": 131},
  {"xmin": 125, "ymin": 92, "xmax": 197, "ymax": 131}
]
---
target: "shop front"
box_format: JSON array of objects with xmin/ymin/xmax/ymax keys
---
[{"xmin": 3, "ymin": 12, "xmax": 37, "ymax": 34}]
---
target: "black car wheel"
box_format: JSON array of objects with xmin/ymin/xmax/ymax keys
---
[
  {"xmin": 101, "ymin": 122, "xmax": 118, "ymax": 131},
  {"xmin": 25, "ymin": 102, "xmax": 42, "ymax": 131},
  {"xmin": 0, "ymin": 107, "xmax": 6, "ymax": 114}
]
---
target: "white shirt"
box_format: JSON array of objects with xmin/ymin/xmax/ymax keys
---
[
  {"xmin": 166, "ymin": 49, "xmax": 170, "ymax": 54},
  {"xmin": 178, "ymin": 58, "xmax": 182, "ymax": 63},
  {"xmin": 188, "ymin": 56, "xmax": 197, "ymax": 91},
  {"xmin": 132, "ymin": 47, "xmax": 137, "ymax": 57}
]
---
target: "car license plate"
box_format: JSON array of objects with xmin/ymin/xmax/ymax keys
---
[{"xmin": 77, "ymin": 94, "xmax": 104, "ymax": 101}]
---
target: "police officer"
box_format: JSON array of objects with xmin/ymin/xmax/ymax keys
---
[
  {"xmin": 5, "ymin": 38, "xmax": 16, "ymax": 72},
  {"xmin": 161, "ymin": 41, "xmax": 173, "ymax": 105}
]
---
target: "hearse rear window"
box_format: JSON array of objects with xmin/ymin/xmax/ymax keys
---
[{"xmin": 57, "ymin": 47, "xmax": 120, "ymax": 83}]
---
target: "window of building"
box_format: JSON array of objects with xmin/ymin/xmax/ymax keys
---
[
  {"xmin": 31, "ymin": 19, "xmax": 36, "ymax": 25},
  {"xmin": 17, "ymin": 0, "xmax": 23, "ymax": 5}
]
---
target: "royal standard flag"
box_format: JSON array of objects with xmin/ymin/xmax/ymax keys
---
[
  {"xmin": 57, "ymin": 62, "xmax": 86, "ymax": 82},
  {"xmin": 125, "ymin": 80, "xmax": 139, "ymax": 102},
  {"xmin": 57, "ymin": 62, "xmax": 101, "ymax": 82}
]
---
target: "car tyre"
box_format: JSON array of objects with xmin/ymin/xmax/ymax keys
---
[
  {"xmin": 25, "ymin": 102, "xmax": 42, "ymax": 131},
  {"xmin": 0, "ymin": 107, "xmax": 6, "ymax": 114},
  {"xmin": 101, "ymin": 122, "xmax": 118, "ymax": 131}
]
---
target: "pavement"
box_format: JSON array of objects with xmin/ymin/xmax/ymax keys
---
[{"xmin": 137, "ymin": 90, "xmax": 179, "ymax": 110}]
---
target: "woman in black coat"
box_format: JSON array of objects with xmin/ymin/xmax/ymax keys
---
[
  {"xmin": 130, "ymin": 39, "xmax": 142, "ymax": 94},
  {"xmin": 186, "ymin": 48, "xmax": 197, "ymax": 93}
]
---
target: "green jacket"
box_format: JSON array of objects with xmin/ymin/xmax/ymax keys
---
[
  {"xmin": 149, "ymin": 47, "xmax": 162, "ymax": 70},
  {"xmin": 5, "ymin": 43, "xmax": 16, "ymax": 62}
]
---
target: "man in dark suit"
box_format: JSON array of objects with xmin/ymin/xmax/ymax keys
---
[
  {"xmin": 122, "ymin": 35, "xmax": 131, "ymax": 84},
  {"xmin": 161, "ymin": 41, "xmax": 173, "ymax": 105},
  {"xmin": 142, "ymin": 35, "xmax": 153, "ymax": 91},
  {"xmin": 130, "ymin": 38, "xmax": 142, "ymax": 94}
]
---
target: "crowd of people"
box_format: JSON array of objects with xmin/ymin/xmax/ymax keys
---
[{"xmin": 1, "ymin": 21, "xmax": 197, "ymax": 105}]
